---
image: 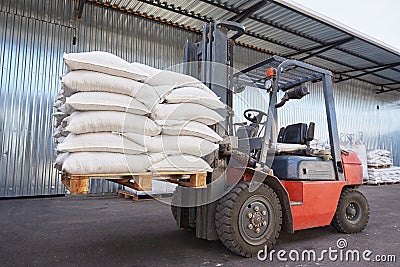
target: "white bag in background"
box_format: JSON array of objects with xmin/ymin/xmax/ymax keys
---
[
  {"xmin": 148, "ymin": 154, "xmax": 212, "ymax": 172},
  {"xmin": 64, "ymin": 111, "xmax": 161, "ymax": 136},
  {"xmin": 57, "ymin": 133, "xmax": 147, "ymax": 154},
  {"xmin": 63, "ymin": 92, "xmax": 150, "ymax": 115},
  {"xmin": 63, "ymin": 51, "xmax": 149, "ymax": 81},
  {"xmin": 61, "ymin": 152, "xmax": 152, "ymax": 174},
  {"xmin": 122, "ymin": 133, "xmax": 218, "ymax": 157},
  {"xmin": 157, "ymin": 120, "xmax": 223, "ymax": 142},
  {"xmin": 368, "ymin": 166, "xmax": 400, "ymax": 184},
  {"xmin": 367, "ymin": 149, "xmax": 392, "ymax": 167},
  {"xmin": 153, "ymin": 103, "xmax": 224, "ymax": 125},
  {"xmin": 352, "ymin": 140, "xmax": 369, "ymax": 180},
  {"xmin": 164, "ymin": 87, "xmax": 225, "ymax": 109}
]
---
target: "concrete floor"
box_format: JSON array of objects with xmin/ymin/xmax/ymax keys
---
[{"xmin": 0, "ymin": 185, "xmax": 399, "ymax": 267}]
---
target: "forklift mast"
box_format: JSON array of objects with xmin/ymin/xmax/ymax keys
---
[{"xmin": 184, "ymin": 21, "xmax": 245, "ymax": 136}]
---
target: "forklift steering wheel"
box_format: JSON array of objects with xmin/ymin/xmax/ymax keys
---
[{"xmin": 243, "ymin": 109, "xmax": 267, "ymax": 124}]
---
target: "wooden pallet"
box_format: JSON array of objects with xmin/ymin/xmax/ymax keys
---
[
  {"xmin": 117, "ymin": 190, "xmax": 173, "ymax": 201},
  {"xmin": 365, "ymin": 182, "xmax": 400, "ymax": 186},
  {"xmin": 61, "ymin": 171, "xmax": 207, "ymax": 194},
  {"xmin": 368, "ymin": 165, "xmax": 392, "ymax": 169}
]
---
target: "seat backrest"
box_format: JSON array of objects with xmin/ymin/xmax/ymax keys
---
[
  {"xmin": 278, "ymin": 123, "xmax": 308, "ymax": 144},
  {"xmin": 236, "ymin": 125, "xmax": 257, "ymax": 139}
]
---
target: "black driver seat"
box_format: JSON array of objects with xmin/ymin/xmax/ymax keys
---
[{"xmin": 278, "ymin": 122, "xmax": 315, "ymax": 145}]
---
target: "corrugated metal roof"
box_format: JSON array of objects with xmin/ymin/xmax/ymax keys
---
[{"xmin": 87, "ymin": 0, "xmax": 400, "ymax": 94}]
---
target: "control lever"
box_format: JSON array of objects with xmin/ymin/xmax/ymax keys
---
[{"xmin": 215, "ymin": 20, "xmax": 245, "ymax": 40}]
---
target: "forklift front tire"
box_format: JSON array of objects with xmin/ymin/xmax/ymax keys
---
[
  {"xmin": 215, "ymin": 182, "xmax": 282, "ymax": 257},
  {"xmin": 331, "ymin": 188, "xmax": 369, "ymax": 234}
]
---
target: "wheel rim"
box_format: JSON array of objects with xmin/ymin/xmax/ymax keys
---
[
  {"xmin": 238, "ymin": 195, "xmax": 275, "ymax": 246},
  {"xmin": 345, "ymin": 201, "xmax": 362, "ymax": 224}
]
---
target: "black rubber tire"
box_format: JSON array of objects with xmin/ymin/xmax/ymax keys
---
[
  {"xmin": 331, "ymin": 188, "xmax": 369, "ymax": 234},
  {"xmin": 215, "ymin": 182, "xmax": 282, "ymax": 257}
]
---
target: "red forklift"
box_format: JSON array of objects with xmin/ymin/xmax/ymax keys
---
[{"xmin": 171, "ymin": 21, "xmax": 369, "ymax": 257}]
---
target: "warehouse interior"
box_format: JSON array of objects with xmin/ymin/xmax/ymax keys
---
[{"xmin": 1, "ymin": 0, "xmax": 400, "ymax": 197}]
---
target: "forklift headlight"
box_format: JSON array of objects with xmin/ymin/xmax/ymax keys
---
[{"xmin": 264, "ymin": 79, "xmax": 273, "ymax": 91}]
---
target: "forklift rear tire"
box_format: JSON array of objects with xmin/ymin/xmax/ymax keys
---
[
  {"xmin": 215, "ymin": 182, "xmax": 282, "ymax": 257},
  {"xmin": 331, "ymin": 188, "xmax": 369, "ymax": 234}
]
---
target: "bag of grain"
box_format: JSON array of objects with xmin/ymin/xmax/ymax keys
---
[
  {"xmin": 63, "ymin": 111, "xmax": 161, "ymax": 136},
  {"xmin": 60, "ymin": 92, "xmax": 151, "ymax": 115},
  {"xmin": 64, "ymin": 51, "xmax": 149, "ymax": 81},
  {"xmin": 57, "ymin": 133, "xmax": 147, "ymax": 154},
  {"xmin": 122, "ymin": 133, "xmax": 218, "ymax": 157},
  {"xmin": 152, "ymin": 103, "xmax": 224, "ymax": 125}
]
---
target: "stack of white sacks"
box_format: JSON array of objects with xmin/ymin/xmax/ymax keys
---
[
  {"xmin": 368, "ymin": 167, "xmax": 400, "ymax": 184},
  {"xmin": 367, "ymin": 149, "xmax": 400, "ymax": 184},
  {"xmin": 53, "ymin": 51, "xmax": 224, "ymax": 175},
  {"xmin": 367, "ymin": 149, "xmax": 392, "ymax": 167}
]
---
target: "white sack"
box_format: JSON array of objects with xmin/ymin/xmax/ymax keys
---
[
  {"xmin": 53, "ymin": 118, "xmax": 61, "ymax": 128},
  {"xmin": 57, "ymin": 133, "xmax": 147, "ymax": 154},
  {"xmin": 367, "ymin": 149, "xmax": 392, "ymax": 167},
  {"xmin": 54, "ymin": 99, "xmax": 64, "ymax": 109},
  {"xmin": 122, "ymin": 133, "xmax": 218, "ymax": 157},
  {"xmin": 53, "ymin": 125, "xmax": 69, "ymax": 138},
  {"xmin": 64, "ymin": 111, "xmax": 161, "ymax": 136},
  {"xmin": 63, "ymin": 51, "xmax": 149, "ymax": 81},
  {"xmin": 148, "ymin": 155, "xmax": 212, "ymax": 172},
  {"xmin": 272, "ymin": 143, "xmax": 307, "ymax": 153},
  {"xmin": 352, "ymin": 140, "xmax": 369, "ymax": 180},
  {"xmin": 59, "ymin": 85, "xmax": 75, "ymax": 97},
  {"xmin": 153, "ymin": 103, "xmax": 224, "ymax": 125},
  {"xmin": 62, "ymin": 70, "xmax": 146, "ymax": 96},
  {"xmin": 62, "ymin": 70, "xmax": 167, "ymax": 109},
  {"xmin": 53, "ymin": 112, "xmax": 68, "ymax": 128},
  {"xmin": 62, "ymin": 92, "xmax": 150, "ymax": 115},
  {"xmin": 52, "ymin": 112, "xmax": 68, "ymax": 119},
  {"xmin": 367, "ymin": 166, "xmax": 400, "ymax": 183},
  {"xmin": 55, "ymin": 152, "xmax": 69, "ymax": 171},
  {"xmin": 61, "ymin": 152, "xmax": 152, "ymax": 174},
  {"xmin": 164, "ymin": 87, "xmax": 225, "ymax": 109},
  {"xmin": 54, "ymin": 136, "xmax": 66, "ymax": 144},
  {"xmin": 157, "ymin": 120, "xmax": 222, "ymax": 142},
  {"xmin": 131, "ymin": 62, "xmax": 216, "ymax": 95}
]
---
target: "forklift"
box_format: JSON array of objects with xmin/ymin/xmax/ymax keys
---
[{"xmin": 171, "ymin": 21, "xmax": 369, "ymax": 257}]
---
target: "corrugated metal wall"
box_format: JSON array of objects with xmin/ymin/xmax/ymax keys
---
[
  {"xmin": 1, "ymin": 0, "xmax": 399, "ymax": 197},
  {"xmin": 0, "ymin": 0, "xmax": 199, "ymax": 197},
  {"xmin": 0, "ymin": 0, "xmax": 73, "ymax": 197}
]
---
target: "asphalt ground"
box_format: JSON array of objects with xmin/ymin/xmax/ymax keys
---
[{"xmin": 0, "ymin": 185, "xmax": 399, "ymax": 267}]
